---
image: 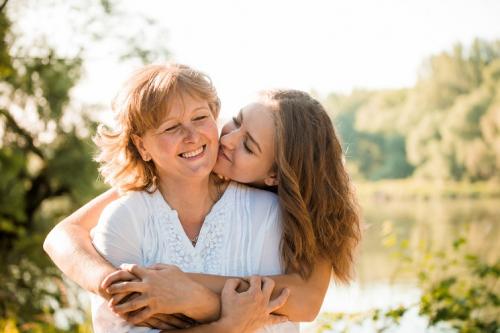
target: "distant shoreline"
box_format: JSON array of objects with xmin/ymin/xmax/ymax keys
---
[{"xmin": 354, "ymin": 179, "xmax": 500, "ymax": 201}]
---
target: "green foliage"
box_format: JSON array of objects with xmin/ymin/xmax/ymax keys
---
[
  {"xmin": 0, "ymin": 0, "xmax": 170, "ymax": 330},
  {"xmin": 317, "ymin": 228, "xmax": 500, "ymax": 333},
  {"xmin": 327, "ymin": 90, "xmax": 415, "ymax": 180},
  {"xmin": 325, "ymin": 39, "xmax": 500, "ymax": 182}
]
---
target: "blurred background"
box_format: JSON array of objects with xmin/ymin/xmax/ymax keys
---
[{"xmin": 0, "ymin": 0, "xmax": 499, "ymax": 332}]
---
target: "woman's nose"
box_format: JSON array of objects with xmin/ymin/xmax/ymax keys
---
[{"xmin": 182, "ymin": 125, "xmax": 200, "ymax": 143}]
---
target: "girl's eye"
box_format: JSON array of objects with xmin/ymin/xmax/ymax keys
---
[
  {"xmin": 232, "ymin": 117, "xmax": 241, "ymax": 127},
  {"xmin": 243, "ymin": 141, "xmax": 253, "ymax": 154}
]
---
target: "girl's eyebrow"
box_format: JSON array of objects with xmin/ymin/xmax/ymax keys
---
[{"xmin": 240, "ymin": 112, "xmax": 262, "ymax": 154}]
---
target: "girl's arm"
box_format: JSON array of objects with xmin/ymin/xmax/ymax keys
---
[
  {"xmin": 107, "ymin": 259, "xmax": 331, "ymax": 323},
  {"xmin": 189, "ymin": 258, "xmax": 331, "ymax": 322},
  {"xmin": 163, "ymin": 277, "xmax": 289, "ymax": 333},
  {"xmin": 43, "ymin": 189, "xmax": 119, "ymax": 297}
]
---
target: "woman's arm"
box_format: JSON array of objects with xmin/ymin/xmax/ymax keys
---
[{"xmin": 43, "ymin": 189, "xmax": 119, "ymax": 298}]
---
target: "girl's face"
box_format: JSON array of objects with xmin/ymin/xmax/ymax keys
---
[
  {"xmin": 213, "ymin": 101, "xmax": 277, "ymax": 187},
  {"xmin": 134, "ymin": 93, "xmax": 219, "ymax": 183}
]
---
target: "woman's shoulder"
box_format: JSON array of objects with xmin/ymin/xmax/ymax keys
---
[
  {"xmin": 99, "ymin": 190, "xmax": 155, "ymax": 225},
  {"xmin": 228, "ymin": 182, "xmax": 280, "ymax": 224},
  {"xmin": 235, "ymin": 182, "xmax": 278, "ymax": 208}
]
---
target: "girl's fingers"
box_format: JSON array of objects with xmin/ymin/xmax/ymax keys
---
[
  {"xmin": 247, "ymin": 276, "xmax": 262, "ymax": 294},
  {"xmin": 150, "ymin": 314, "xmax": 193, "ymax": 329},
  {"xmin": 221, "ymin": 278, "xmax": 241, "ymax": 297},
  {"xmin": 101, "ymin": 269, "xmax": 138, "ymax": 290},
  {"xmin": 120, "ymin": 263, "xmax": 148, "ymax": 278},
  {"xmin": 268, "ymin": 288, "xmax": 290, "ymax": 313},
  {"xmin": 107, "ymin": 281, "xmax": 146, "ymax": 295},
  {"xmin": 267, "ymin": 314, "xmax": 289, "ymax": 325},
  {"xmin": 141, "ymin": 317, "xmax": 177, "ymax": 330},
  {"xmin": 126, "ymin": 306, "xmax": 153, "ymax": 325},
  {"xmin": 108, "ymin": 291, "xmax": 135, "ymax": 306},
  {"xmin": 147, "ymin": 263, "xmax": 171, "ymax": 270},
  {"xmin": 111, "ymin": 294, "xmax": 148, "ymax": 314},
  {"xmin": 261, "ymin": 277, "xmax": 276, "ymax": 299}
]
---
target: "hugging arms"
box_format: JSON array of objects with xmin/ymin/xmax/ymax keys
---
[{"xmin": 44, "ymin": 64, "xmax": 361, "ymax": 332}]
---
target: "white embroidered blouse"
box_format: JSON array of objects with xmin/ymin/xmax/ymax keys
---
[{"xmin": 90, "ymin": 181, "xmax": 299, "ymax": 333}]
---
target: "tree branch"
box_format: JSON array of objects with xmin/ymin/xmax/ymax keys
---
[
  {"xmin": 0, "ymin": 108, "xmax": 45, "ymax": 160},
  {"xmin": 0, "ymin": 0, "xmax": 8, "ymax": 13}
]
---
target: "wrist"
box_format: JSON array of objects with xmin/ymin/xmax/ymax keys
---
[
  {"xmin": 183, "ymin": 282, "xmax": 221, "ymax": 322},
  {"xmin": 212, "ymin": 318, "xmax": 237, "ymax": 333},
  {"xmin": 96, "ymin": 266, "xmax": 117, "ymax": 299}
]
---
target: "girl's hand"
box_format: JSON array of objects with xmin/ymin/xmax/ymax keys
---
[
  {"xmin": 218, "ymin": 276, "xmax": 290, "ymax": 333},
  {"xmin": 100, "ymin": 268, "xmax": 140, "ymax": 305}
]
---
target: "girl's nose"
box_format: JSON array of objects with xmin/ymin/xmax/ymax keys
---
[{"xmin": 219, "ymin": 128, "xmax": 240, "ymax": 150}]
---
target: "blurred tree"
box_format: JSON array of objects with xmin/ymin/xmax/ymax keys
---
[
  {"xmin": 0, "ymin": 0, "xmax": 169, "ymax": 329},
  {"xmin": 327, "ymin": 39, "xmax": 500, "ymax": 182},
  {"xmin": 326, "ymin": 90, "xmax": 414, "ymax": 180}
]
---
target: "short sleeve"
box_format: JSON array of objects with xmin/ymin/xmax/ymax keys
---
[
  {"xmin": 91, "ymin": 196, "xmax": 144, "ymax": 267},
  {"xmin": 90, "ymin": 194, "xmax": 157, "ymax": 333}
]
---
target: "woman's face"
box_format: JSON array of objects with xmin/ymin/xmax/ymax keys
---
[
  {"xmin": 213, "ymin": 101, "xmax": 277, "ymax": 187},
  {"xmin": 134, "ymin": 93, "xmax": 219, "ymax": 183}
]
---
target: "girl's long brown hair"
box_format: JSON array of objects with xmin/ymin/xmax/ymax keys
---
[{"xmin": 264, "ymin": 90, "xmax": 361, "ymax": 283}]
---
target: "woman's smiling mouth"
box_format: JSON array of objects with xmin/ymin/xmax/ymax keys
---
[{"xmin": 180, "ymin": 145, "xmax": 206, "ymax": 159}]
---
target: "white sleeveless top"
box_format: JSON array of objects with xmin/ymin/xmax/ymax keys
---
[{"xmin": 90, "ymin": 182, "xmax": 299, "ymax": 332}]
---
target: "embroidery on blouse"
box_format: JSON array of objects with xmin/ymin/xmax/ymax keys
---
[{"xmin": 143, "ymin": 184, "xmax": 234, "ymax": 274}]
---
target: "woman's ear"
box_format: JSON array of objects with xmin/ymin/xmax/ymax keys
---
[
  {"xmin": 131, "ymin": 134, "xmax": 151, "ymax": 161},
  {"xmin": 263, "ymin": 173, "xmax": 278, "ymax": 186}
]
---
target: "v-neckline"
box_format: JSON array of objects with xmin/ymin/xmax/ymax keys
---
[{"xmin": 154, "ymin": 181, "xmax": 235, "ymax": 252}]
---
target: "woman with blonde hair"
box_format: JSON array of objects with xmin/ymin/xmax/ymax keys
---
[{"xmin": 44, "ymin": 64, "xmax": 361, "ymax": 332}]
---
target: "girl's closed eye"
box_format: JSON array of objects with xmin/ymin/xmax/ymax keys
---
[
  {"xmin": 243, "ymin": 140, "xmax": 253, "ymax": 154},
  {"xmin": 232, "ymin": 116, "xmax": 241, "ymax": 127}
]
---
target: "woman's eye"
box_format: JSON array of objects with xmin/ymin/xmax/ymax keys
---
[
  {"xmin": 194, "ymin": 115, "xmax": 208, "ymax": 121},
  {"xmin": 164, "ymin": 124, "xmax": 179, "ymax": 132}
]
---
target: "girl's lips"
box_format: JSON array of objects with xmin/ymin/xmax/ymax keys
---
[{"xmin": 218, "ymin": 146, "xmax": 231, "ymax": 162}]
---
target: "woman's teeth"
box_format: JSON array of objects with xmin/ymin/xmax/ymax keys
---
[{"xmin": 181, "ymin": 145, "xmax": 205, "ymax": 158}]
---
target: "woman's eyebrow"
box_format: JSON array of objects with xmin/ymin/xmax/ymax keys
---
[{"xmin": 241, "ymin": 112, "xmax": 262, "ymax": 153}]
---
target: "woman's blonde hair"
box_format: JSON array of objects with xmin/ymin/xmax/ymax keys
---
[
  {"xmin": 94, "ymin": 63, "xmax": 220, "ymax": 193},
  {"xmin": 263, "ymin": 90, "xmax": 361, "ymax": 283}
]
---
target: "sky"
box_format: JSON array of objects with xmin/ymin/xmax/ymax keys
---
[{"xmin": 66, "ymin": 0, "xmax": 500, "ymax": 119}]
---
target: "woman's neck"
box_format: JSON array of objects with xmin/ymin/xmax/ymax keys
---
[{"xmin": 157, "ymin": 175, "xmax": 219, "ymax": 228}]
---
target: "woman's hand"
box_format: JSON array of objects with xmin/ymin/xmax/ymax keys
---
[
  {"xmin": 100, "ymin": 268, "xmax": 139, "ymax": 303},
  {"xmin": 104, "ymin": 263, "xmax": 220, "ymax": 324},
  {"xmin": 217, "ymin": 276, "xmax": 290, "ymax": 333}
]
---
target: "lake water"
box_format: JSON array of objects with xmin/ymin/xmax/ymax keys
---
[{"xmin": 304, "ymin": 198, "xmax": 500, "ymax": 332}]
